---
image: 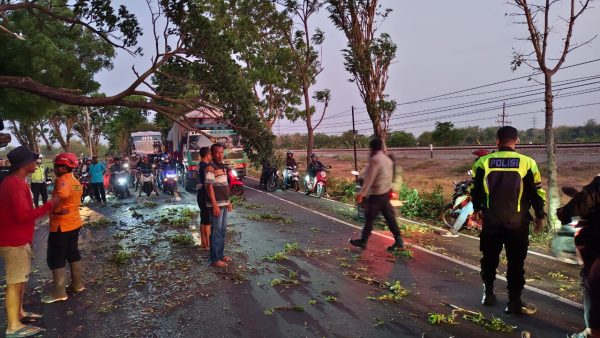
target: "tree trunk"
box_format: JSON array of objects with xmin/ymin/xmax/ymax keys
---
[
  {"xmin": 37, "ymin": 124, "xmax": 53, "ymax": 151},
  {"xmin": 302, "ymin": 81, "xmax": 313, "ymax": 167},
  {"xmin": 544, "ymin": 72, "xmax": 560, "ymax": 231}
]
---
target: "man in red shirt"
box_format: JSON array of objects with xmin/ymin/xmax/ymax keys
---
[{"xmin": 0, "ymin": 146, "xmax": 60, "ymax": 337}]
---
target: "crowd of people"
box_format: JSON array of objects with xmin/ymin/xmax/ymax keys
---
[{"xmin": 0, "ymin": 126, "xmax": 598, "ymax": 337}]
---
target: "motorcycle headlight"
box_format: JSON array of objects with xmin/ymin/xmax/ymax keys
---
[
  {"xmin": 305, "ymin": 175, "xmax": 310, "ymax": 182},
  {"xmin": 166, "ymin": 174, "xmax": 178, "ymax": 178},
  {"xmin": 320, "ymin": 171, "xmax": 327, "ymax": 178},
  {"xmin": 117, "ymin": 178, "xmax": 127, "ymax": 185},
  {"xmin": 123, "ymin": 163, "xmax": 129, "ymax": 169},
  {"xmin": 231, "ymin": 170, "xmax": 238, "ymax": 177}
]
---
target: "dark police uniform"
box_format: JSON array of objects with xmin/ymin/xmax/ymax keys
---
[{"xmin": 471, "ymin": 146, "xmax": 546, "ymax": 306}]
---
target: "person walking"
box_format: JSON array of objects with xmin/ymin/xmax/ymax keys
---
[
  {"xmin": 349, "ymin": 138, "xmax": 404, "ymax": 252},
  {"xmin": 89, "ymin": 155, "xmax": 106, "ymax": 206},
  {"xmin": 42, "ymin": 153, "xmax": 84, "ymax": 304},
  {"xmin": 471, "ymin": 126, "xmax": 546, "ymax": 315},
  {"xmin": 0, "ymin": 146, "xmax": 60, "ymax": 337},
  {"xmin": 557, "ymin": 175, "xmax": 600, "ymax": 338},
  {"xmin": 205, "ymin": 144, "xmax": 233, "ymax": 267},
  {"xmin": 196, "ymin": 147, "xmax": 212, "ymax": 250},
  {"xmin": 30, "ymin": 155, "xmax": 50, "ymax": 208}
]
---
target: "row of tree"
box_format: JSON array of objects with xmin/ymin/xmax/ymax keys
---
[
  {"xmin": 0, "ymin": 0, "xmax": 595, "ymax": 230},
  {"xmin": 276, "ymin": 119, "xmax": 600, "ymax": 149}
]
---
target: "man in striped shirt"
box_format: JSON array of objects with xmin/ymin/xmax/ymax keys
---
[{"xmin": 205, "ymin": 144, "xmax": 233, "ymax": 267}]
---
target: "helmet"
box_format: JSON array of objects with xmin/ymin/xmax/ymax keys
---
[
  {"xmin": 472, "ymin": 149, "xmax": 490, "ymax": 158},
  {"xmin": 287, "ymin": 151, "xmax": 293, "ymax": 155},
  {"xmin": 54, "ymin": 153, "xmax": 79, "ymax": 168},
  {"xmin": 310, "ymin": 153, "xmax": 317, "ymax": 159},
  {"xmin": 38, "ymin": 154, "xmax": 44, "ymax": 159}
]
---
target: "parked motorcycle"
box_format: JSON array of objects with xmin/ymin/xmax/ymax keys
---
[
  {"xmin": 304, "ymin": 167, "xmax": 329, "ymax": 198},
  {"xmin": 440, "ymin": 171, "xmax": 482, "ymax": 233},
  {"xmin": 113, "ymin": 171, "xmax": 131, "ymax": 199},
  {"xmin": 159, "ymin": 168, "xmax": 178, "ymax": 195},
  {"xmin": 228, "ymin": 168, "xmax": 244, "ymax": 196},
  {"xmin": 266, "ymin": 166, "xmax": 282, "ymax": 192},
  {"xmin": 283, "ymin": 165, "xmax": 300, "ymax": 191}
]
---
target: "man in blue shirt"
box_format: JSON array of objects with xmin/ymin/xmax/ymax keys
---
[{"xmin": 89, "ymin": 156, "xmax": 106, "ymax": 206}]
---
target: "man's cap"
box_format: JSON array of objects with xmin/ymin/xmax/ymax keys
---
[
  {"xmin": 7, "ymin": 146, "xmax": 39, "ymax": 172},
  {"xmin": 496, "ymin": 126, "xmax": 518, "ymax": 141}
]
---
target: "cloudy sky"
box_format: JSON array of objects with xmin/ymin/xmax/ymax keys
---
[{"xmin": 96, "ymin": 1, "xmax": 600, "ymax": 138}]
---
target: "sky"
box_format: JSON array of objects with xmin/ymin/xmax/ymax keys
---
[{"xmin": 95, "ymin": 0, "xmax": 600, "ymax": 138}]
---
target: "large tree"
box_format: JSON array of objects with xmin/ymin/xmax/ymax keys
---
[
  {"xmin": 327, "ymin": 0, "xmax": 397, "ymax": 142},
  {"xmin": 510, "ymin": 0, "xmax": 594, "ymax": 230},
  {"xmin": 275, "ymin": 0, "xmax": 331, "ymax": 165}
]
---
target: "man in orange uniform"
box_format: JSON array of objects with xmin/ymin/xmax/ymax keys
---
[{"xmin": 42, "ymin": 153, "xmax": 84, "ymax": 304}]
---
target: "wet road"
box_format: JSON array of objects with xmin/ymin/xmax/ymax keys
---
[{"xmin": 0, "ymin": 180, "xmax": 586, "ymax": 337}]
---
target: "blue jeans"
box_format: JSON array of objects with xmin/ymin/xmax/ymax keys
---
[{"xmin": 209, "ymin": 207, "xmax": 228, "ymax": 264}]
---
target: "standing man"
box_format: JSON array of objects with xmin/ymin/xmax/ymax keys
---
[
  {"xmin": 471, "ymin": 126, "xmax": 546, "ymax": 315},
  {"xmin": 0, "ymin": 146, "xmax": 60, "ymax": 337},
  {"xmin": 30, "ymin": 155, "xmax": 51, "ymax": 208},
  {"xmin": 196, "ymin": 147, "xmax": 212, "ymax": 250},
  {"xmin": 349, "ymin": 138, "xmax": 404, "ymax": 252},
  {"xmin": 205, "ymin": 144, "xmax": 233, "ymax": 267},
  {"xmin": 89, "ymin": 155, "xmax": 107, "ymax": 206},
  {"xmin": 42, "ymin": 153, "xmax": 84, "ymax": 303}
]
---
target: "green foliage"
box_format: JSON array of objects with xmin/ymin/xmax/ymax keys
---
[
  {"xmin": 432, "ymin": 122, "xmax": 462, "ymax": 146},
  {"xmin": 428, "ymin": 313, "xmax": 457, "ymax": 325},
  {"xmin": 387, "ymin": 131, "xmax": 417, "ymax": 147},
  {"xmin": 377, "ymin": 281, "xmax": 409, "ymax": 302},
  {"xmin": 284, "ymin": 242, "xmax": 300, "ymax": 253},
  {"xmin": 246, "ymin": 213, "xmax": 292, "ymax": 224},
  {"xmin": 170, "ymin": 234, "xmax": 195, "ymax": 246},
  {"xmin": 109, "ymin": 247, "xmax": 132, "ymax": 266},
  {"xmin": 399, "ymin": 184, "xmax": 445, "ymax": 219}
]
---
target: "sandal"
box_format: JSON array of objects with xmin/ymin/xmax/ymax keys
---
[
  {"xmin": 5, "ymin": 324, "xmax": 45, "ymax": 338},
  {"xmin": 67, "ymin": 285, "xmax": 86, "ymax": 294},
  {"xmin": 19, "ymin": 312, "xmax": 43, "ymax": 323},
  {"xmin": 210, "ymin": 260, "xmax": 228, "ymax": 268},
  {"xmin": 41, "ymin": 295, "xmax": 68, "ymax": 304},
  {"xmin": 222, "ymin": 256, "xmax": 233, "ymax": 262}
]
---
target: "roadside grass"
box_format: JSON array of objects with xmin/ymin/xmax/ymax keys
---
[
  {"xmin": 231, "ymin": 196, "xmax": 261, "ymax": 209},
  {"xmin": 87, "ymin": 217, "xmax": 115, "ymax": 228},
  {"xmin": 169, "ymin": 234, "xmax": 195, "ymax": 246},
  {"xmin": 109, "ymin": 246, "xmax": 132, "ymax": 265}
]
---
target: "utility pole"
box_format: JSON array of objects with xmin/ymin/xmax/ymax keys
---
[
  {"xmin": 351, "ymin": 106, "xmax": 358, "ymax": 181},
  {"xmin": 497, "ymin": 102, "xmax": 511, "ymax": 127},
  {"xmin": 532, "ymin": 113, "xmax": 537, "ymax": 144}
]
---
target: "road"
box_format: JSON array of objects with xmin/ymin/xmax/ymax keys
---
[{"xmin": 0, "ymin": 179, "xmax": 586, "ymax": 337}]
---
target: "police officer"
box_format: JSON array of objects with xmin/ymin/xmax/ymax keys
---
[
  {"xmin": 30, "ymin": 155, "xmax": 51, "ymax": 208},
  {"xmin": 471, "ymin": 126, "xmax": 546, "ymax": 315}
]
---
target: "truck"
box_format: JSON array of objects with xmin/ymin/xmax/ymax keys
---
[
  {"xmin": 167, "ymin": 108, "xmax": 248, "ymax": 191},
  {"xmin": 130, "ymin": 131, "xmax": 163, "ymax": 158}
]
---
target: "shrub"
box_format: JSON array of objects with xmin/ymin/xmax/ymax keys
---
[{"xmin": 399, "ymin": 184, "xmax": 445, "ymax": 220}]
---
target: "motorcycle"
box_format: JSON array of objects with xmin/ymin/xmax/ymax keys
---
[
  {"xmin": 283, "ymin": 165, "xmax": 300, "ymax": 191},
  {"xmin": 266, "ymin": 166, "xmax": 282, "ymax": 192},
  {"xmin": 552, "ymin": 186, "xmax": 587, "ymax": 265},
  {"xmin": 440, "ymin": 171, "xmax": 482, "ymax": 233},
  {"xmin": 138, "ymin": 172, "xmax": 155, "ymax": 197},
  {"xmin": 228, "ymin": 168, "xmax": 244, "ymax": 196},
  {"xmin": 113, "ymin": 171, "xmax": 131, "ymax": 199},
  {"xmin": 159, "ymin": 167, "xmax": 178, "ymax": 195},
  {"xmin": 304, "ymin": 166, "xmax": 330, "ymax": 198}
]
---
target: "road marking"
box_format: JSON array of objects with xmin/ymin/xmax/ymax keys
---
[
  {"xmin": 246, "ymin": 185, "xmax": 583, "ymax": 309},
  {"xmin": 245, "ymin": 177, "xmax": 563, "ymax": 263}
]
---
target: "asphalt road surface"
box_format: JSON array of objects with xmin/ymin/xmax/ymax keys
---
[{"xmin": 0, "ymin": 179, "xmax": 586, "ymax": 338}]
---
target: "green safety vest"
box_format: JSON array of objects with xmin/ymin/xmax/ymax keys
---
[{"xmin": 31, "ymin": 165, "xmax": 47, "ymax": 183}]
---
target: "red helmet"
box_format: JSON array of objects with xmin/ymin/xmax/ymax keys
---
[
  {"xmin": 54, "ymin": 153, "xmax": 79, "ymax": 168},
  {"xmin": 472, "ymin": 149, "xmax": 490, "ymax": 158}
]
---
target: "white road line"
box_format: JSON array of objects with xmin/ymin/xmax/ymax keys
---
[
  {"xmin": 245, "ymin": 177, "xmax": 563, "ymax": 263},
  {"xmin": 246, "ymin": 185, "xmax": 583, "ymax": 309}
]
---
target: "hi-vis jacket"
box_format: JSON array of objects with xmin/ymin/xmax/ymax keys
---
[{"xmin": 471, "ymin": 147, "xmax": 546, "ymax": 230}]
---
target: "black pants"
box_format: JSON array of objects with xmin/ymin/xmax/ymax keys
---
[
  {"xmin": 361, "ymin": 193, "xmax": 402, "ymax": 241},
  {"xmin": 47, "ymin": 228, "xmax": 82, "ymax": 270},
  {"xmin": 31, "ymin": 182, "xmax": 48, "ymax": 207},
  {"xmin": 584, "ymin": 258, "xmax": 600, "ymax": 329},
  {"xmin": 480, "ymin": 227, "xmax": 529, "ymax": 301},
  {"xmin": 92, "ymin": 182, "xmax": 106, "ymax": 202}
]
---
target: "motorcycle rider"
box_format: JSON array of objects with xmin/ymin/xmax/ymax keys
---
[
  {"xmin": 30, "ymin": 155, "xmax": 51, "ymax": 208},
  {"xmin": 307, "ymin": 153, "xmax": 326, "ymax": 183},
  {"xmin": 136, "ymin": 155, "xmax": 159, "ymax": 196},
  {"xmin": 557, "ymin": 175, "xmax": 600, "ymax": 338},
  {"xmin": 78, "ymin": 158, "xmax": 91, "ymax": 175},
  {"xmin": 285, "ymin": 151, "xmax": 298, "ymax": 168},
  {"xmin": 109, "ymin": 157, "xmax": 130, "ymax": 196}
]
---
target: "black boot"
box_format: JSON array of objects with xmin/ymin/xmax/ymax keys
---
[
  {"xmin": 481, "ymin": 283, "xmax": 496, "ymax": 306},
  {"xmin": 386, "ymin": 236, "xmax": 405, "ymax": 252},
  {"xmin": 349, "ymin": 238, "xmax": 367, "ymax": 249},
  {"xmin": 505, "ymin": 300, "xmax": 537, "ymax": 315}
]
